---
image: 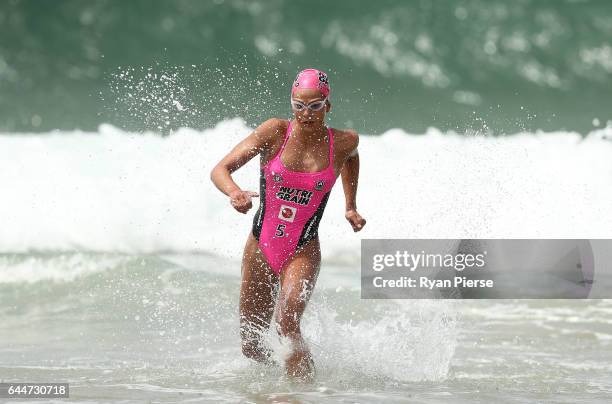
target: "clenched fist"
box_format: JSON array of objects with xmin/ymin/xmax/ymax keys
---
[
  {"xmin": 345, "ymin": 209, "xmax": 366, "ymax": 232},
  {"xmin": 229, "ymin": 189, "xmax": 259, "ymax": 214}
]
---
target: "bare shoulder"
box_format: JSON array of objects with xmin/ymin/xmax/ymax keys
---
[
  {"xmin": 253, "ymin": 117, "xmax": 287, "ymax": 145},
  {"xmin": 330, "ymin": 127, "xmax": 359, "ymax": 158},
  {"xmin": 253, "ymin": 118, "xmax": 288, "ymax": 163}
]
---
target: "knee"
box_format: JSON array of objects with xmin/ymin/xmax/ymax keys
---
[
  {"xmin": 240, "ymin": 318, "xmax": 267, "ymax": 347},
  {"xmin": 274, "ymin": 311, "xmax": 300, "ymax": 338},
  {"xmin": 241, "ymin": 329, "xmax": 264, "ymax": 359},
  {"xmin": 241, "ymin": 339, "xmax": 260, "ymax": 359}
]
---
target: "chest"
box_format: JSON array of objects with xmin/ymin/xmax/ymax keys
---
[
  {"xmin": 265, "ymin": 158, "xmax": 335, "ymax": 196},
  {"xmin": 264, "ymin": 143, "xmax": 339, "ymax": 178},
  {"xmin": 279, "ymin": 144, "xmax": 330, "ymax": 172}
]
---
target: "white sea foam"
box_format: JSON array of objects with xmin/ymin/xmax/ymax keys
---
[
  {"xmin": 0, "ymin": 253, "xmax": 128, "ymax": 284},
  {"xmin": 1, "ymin": 119, "xmax": 611, "ymax": 262}
]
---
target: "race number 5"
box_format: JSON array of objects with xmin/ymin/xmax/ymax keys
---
[{"xmin": 275, "ymin": 224, "xmax": 286, "ymax": 237}]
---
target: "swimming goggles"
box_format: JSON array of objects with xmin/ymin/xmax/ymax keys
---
[{"xmin": 290, "ymin": 97, "xmax": 328, "ymax": 112}]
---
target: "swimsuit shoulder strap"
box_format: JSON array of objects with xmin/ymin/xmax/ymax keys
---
[
  {"xmin": 265, "ymin": 119, "xmax": 292, "ymax": 166},
  {"xmin": 275, "ymin": 119, "xmax": 292, "ymax": 158}
]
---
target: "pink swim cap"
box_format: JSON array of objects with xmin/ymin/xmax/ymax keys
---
[{"xmin": 291, "ymin": 68, "xmax": 330, "ymax": 98}]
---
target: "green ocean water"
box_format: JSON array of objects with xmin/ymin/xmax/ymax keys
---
[{"xmin": 1, "ymin": 0, "xmax": 611, "ymax": 134}]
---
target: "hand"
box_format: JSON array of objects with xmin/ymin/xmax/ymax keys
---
[
  {"xmin": 345, "ymin": 209, "xmax": 366, "ymax": 232},
  {"xmin": 229, "ymin": 189, "xmax": 259, "ymax": 214}
]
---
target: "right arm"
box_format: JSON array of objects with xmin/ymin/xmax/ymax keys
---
[{"xmin": 210, "ymin": 118, "xmax": 283, "ymax": 213}]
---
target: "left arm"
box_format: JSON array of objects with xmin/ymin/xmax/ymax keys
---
[
  {"xmin": 340, "ymin": 131, "xmax": 366, "ymax": 232},
  {"xmin": 341, "ymin": 147, "xmax": 359, "ymax": 212}
]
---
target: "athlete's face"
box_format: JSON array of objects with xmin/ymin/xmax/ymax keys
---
[{"xmin": 291, "ymin": 88, "xmax": 331, "ymax": 128}]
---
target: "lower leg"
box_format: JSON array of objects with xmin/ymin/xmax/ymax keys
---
[
  {"xmin": 276, "ymin": 329, "xmax": 315, "ymax": 379},
  {"xmin": 240, "ymin": 316, "xmax": 277, "ymax": 365},
  {"xmin": 274, "ymin": 242, "xmax": 321, "ymax": 380},
  {"xmin": 239, "ymin": 234, "xmax": 279, "ymax": 365}
]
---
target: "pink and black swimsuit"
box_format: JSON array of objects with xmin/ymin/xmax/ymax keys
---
[{"xmin": 252, "ymin": 119, "xmax": 338, "ymax": 276}]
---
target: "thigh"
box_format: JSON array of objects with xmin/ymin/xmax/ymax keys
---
[
  {"xmin": 239, "ymin": 233, "xmax": 279, "ymax": 333},
  {"xmin": 276, "ymin": 238, "xmax": 321, "ymax": 333}
]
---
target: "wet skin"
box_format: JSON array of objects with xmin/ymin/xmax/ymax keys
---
[{"xmin": 211, "ymin": 87, "xmax": 365, "ymax": 381}]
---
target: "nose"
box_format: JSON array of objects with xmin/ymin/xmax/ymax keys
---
[{"xmin": 299, "ymin": 109, "xmax": 313, "ymax": 118}]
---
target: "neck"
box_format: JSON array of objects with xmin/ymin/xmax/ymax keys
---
[{"xmin": 291, "ymin": 120, "xmax": 327, "ymax": 144}]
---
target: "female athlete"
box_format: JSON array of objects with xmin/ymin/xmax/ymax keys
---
[{"xmin": 210, "ymin": 68, "xmax": 365, "ymax": 380}]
